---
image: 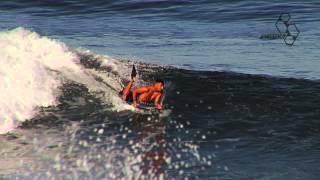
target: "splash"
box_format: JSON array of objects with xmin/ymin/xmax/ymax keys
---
[
  {"xmin": 0, "ymin": 27, "xmax": 131, "ymax": 134},
  {"xmin": 0, "ymin": 27, "xmax": 81, "ymax": 134}
]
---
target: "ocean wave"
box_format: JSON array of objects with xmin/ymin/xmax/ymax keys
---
[
  {"xmin": 0, "ymin": 27, "xmax": 133, "ymax": 134},
  {"xmin": 0, "ymin": 27, "xmax": 80, "ymax": 133},
  {"xmin": 0, "ymin": 27, "xmax": 319, "ymax": 179}
]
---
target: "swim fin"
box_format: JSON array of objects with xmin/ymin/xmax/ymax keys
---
[{"xmin": 131, "ymin": 65, "xmax": 137, "ymax": 79}]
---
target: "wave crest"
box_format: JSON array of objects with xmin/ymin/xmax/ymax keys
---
[{"xmin": 0, "ymin": 27, "xmax": 133, "ymax": 134}]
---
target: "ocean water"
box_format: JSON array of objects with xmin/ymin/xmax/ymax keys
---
[{"xmin": 0, "ymin": 0, "xmax": 320, "ymax": 179}]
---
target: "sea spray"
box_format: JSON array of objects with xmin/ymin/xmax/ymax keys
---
[
  {"xmin": 0, "ymin": 27, "xmax": 133, "ymax": 134},
  {"xmin": 0, "ymin": 27, "xmax": 80, "ymax": 134}
]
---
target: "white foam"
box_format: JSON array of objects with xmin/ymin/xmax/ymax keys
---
[
  {"xmin": 0, "ymin": 27, "xmax": 83, "ymax": 134},
  {"xmin": 0, "ymin": 27, "xmax": 132, "ymax": 134}
]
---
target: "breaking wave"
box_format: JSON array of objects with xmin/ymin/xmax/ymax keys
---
[{"xmin": 0, "ymin": 27, "xmax": 134, "ymax": 134}]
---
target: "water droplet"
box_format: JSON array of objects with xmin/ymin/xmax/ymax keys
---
[
  {"xmin": 98, "ymin": 129, "xmax": 104, "ymax": 134},
  {"xmin": 165, "ymin": 157, "xmax": 172, "ymax": 164},
  {"xmin": 83, "ymin": 141, "xmax": 88, "ymax": 147},
  {"xmin": 55, "ymin": 154, "xmax": 60, "ymax": 162},
  {"xmin": 224, "ymin": 166, "xmax": 229, "ymax": 171}
]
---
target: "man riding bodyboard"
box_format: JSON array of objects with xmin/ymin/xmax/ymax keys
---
[{"xmin": 119, "ymin": 65, "xmax": 165, "ymax": 110}]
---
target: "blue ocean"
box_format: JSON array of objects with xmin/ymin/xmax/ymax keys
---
[{"xmin": 0, "ymin": 0, "xmax": 320, "ymax": 179}]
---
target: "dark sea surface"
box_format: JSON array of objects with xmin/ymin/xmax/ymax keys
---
[{"xmin": 0, "ymin": 0, "xmax": 320, "ymax": 179}]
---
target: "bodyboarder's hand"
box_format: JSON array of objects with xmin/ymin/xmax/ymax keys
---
[{"xmin": 156, "ymin": 104, "xmax": 163, "ymax": 110}]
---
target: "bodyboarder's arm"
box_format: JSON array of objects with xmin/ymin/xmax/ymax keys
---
[
  {"xmin": 122, "ymin": 79, "xmax": 134, "ymax": 101},
  {"xmin": 154, "ymin": 93, "xmax": 163, "ymax": 110}
]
